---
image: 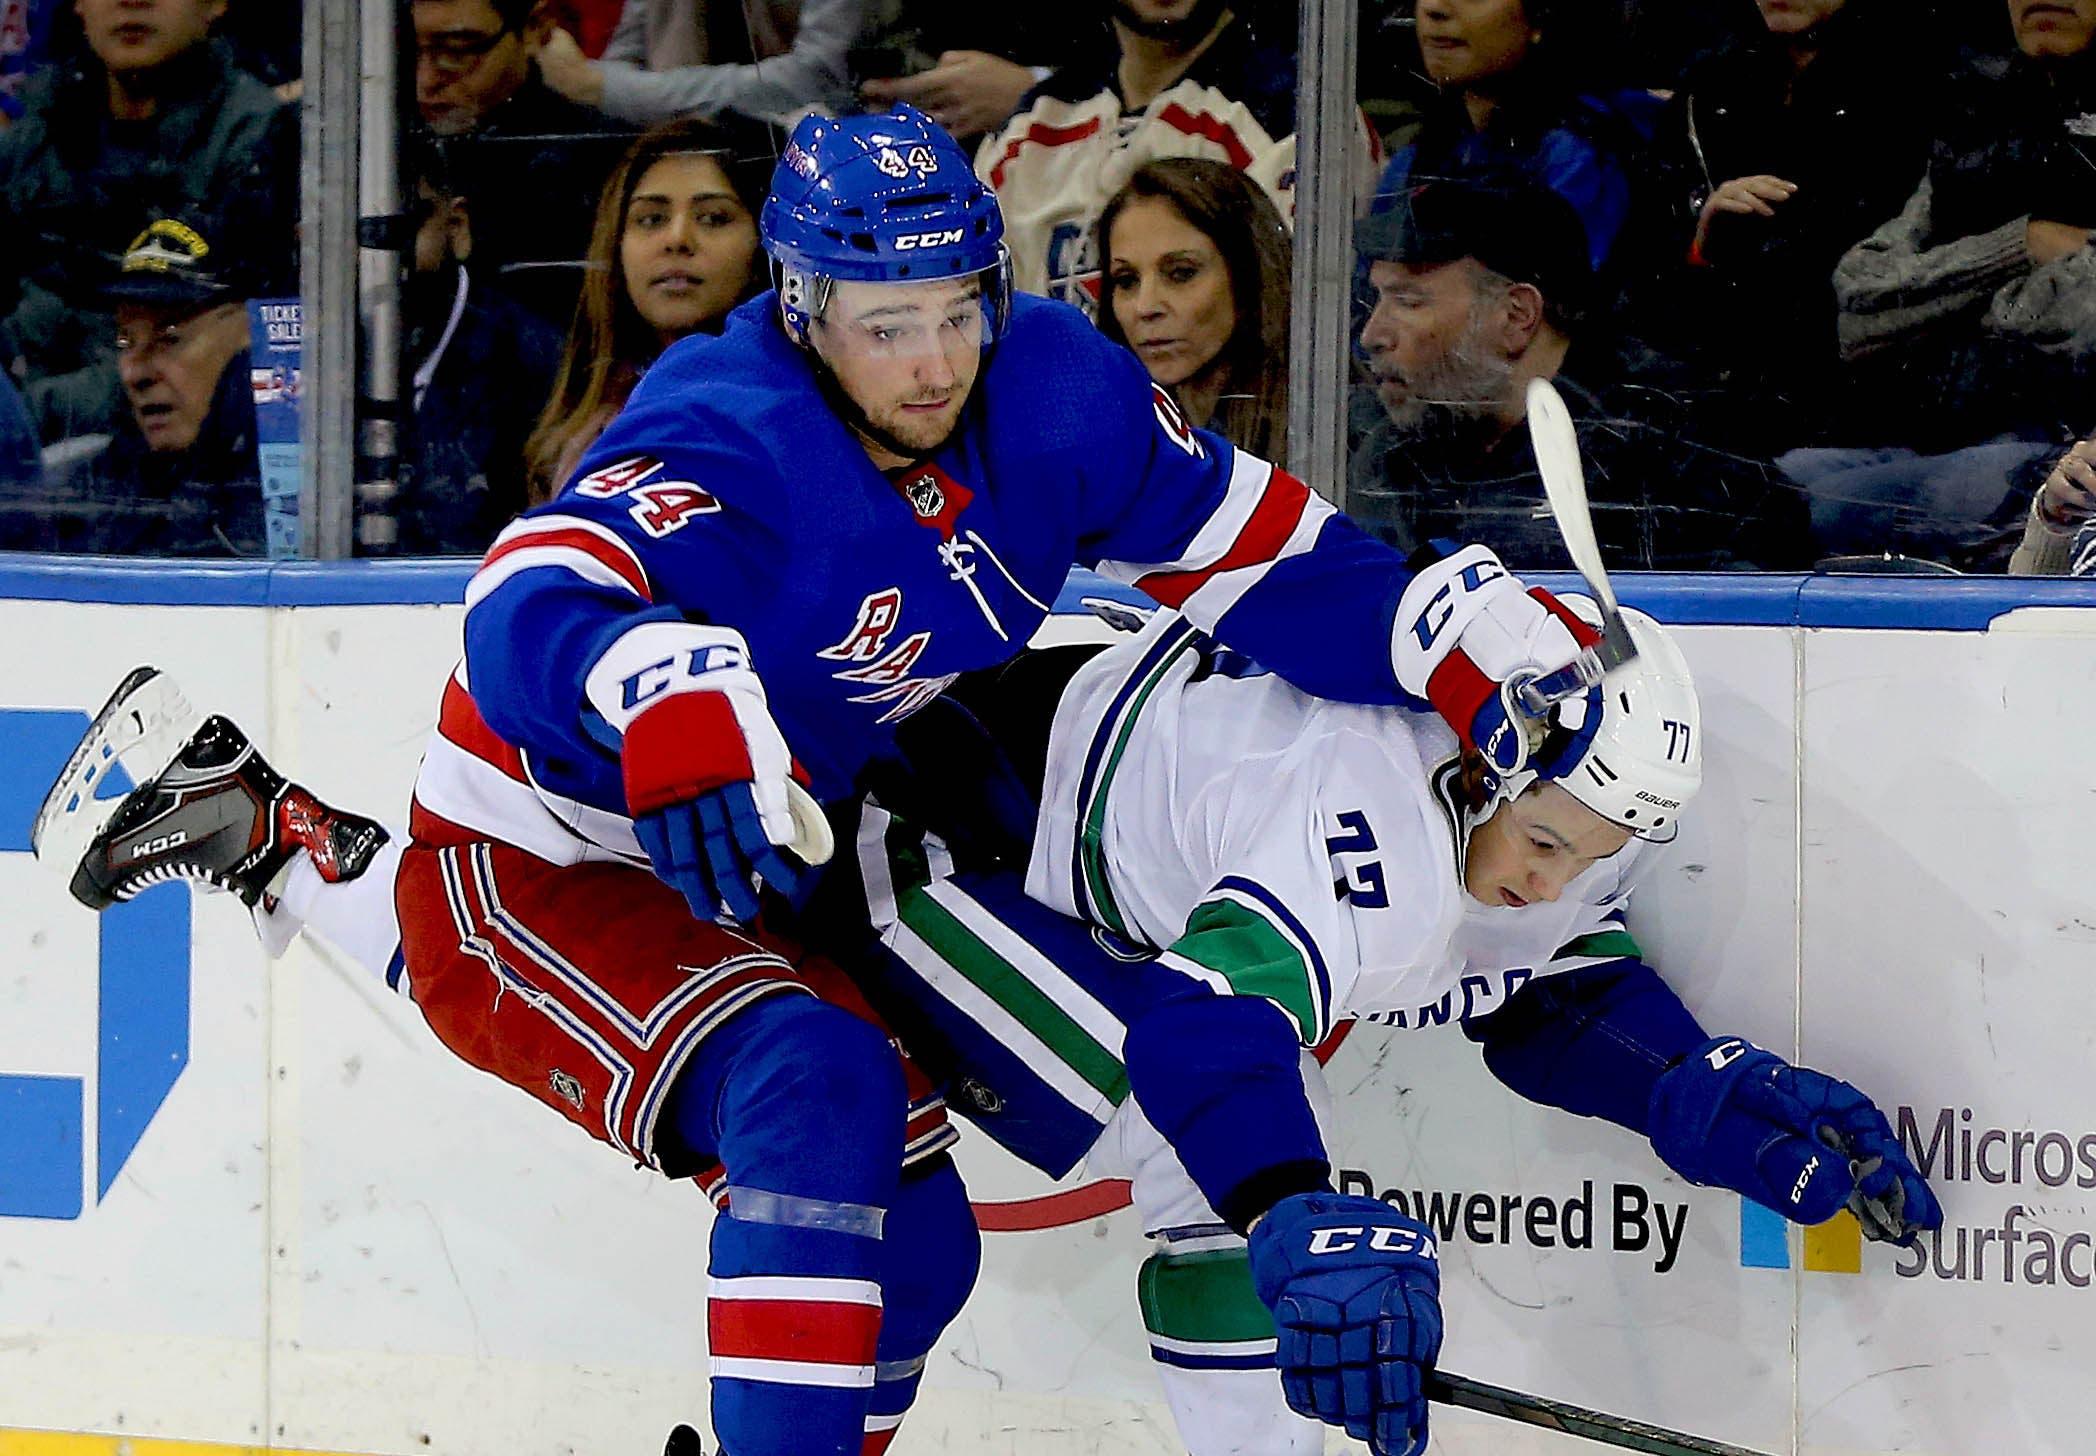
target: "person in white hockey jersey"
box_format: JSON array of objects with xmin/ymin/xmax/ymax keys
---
[{"xmin": 832, "ymin": 588, "xmax": 1943, "ymax": 1456}]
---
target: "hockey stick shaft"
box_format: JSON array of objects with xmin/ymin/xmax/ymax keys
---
[
  {"xmin": 1428, "ymin": 1371, "xmax": 1775, "ymax": 1456},
  {"xmin": 1524, "ymin": 377, "xmax": 1638, "ymax": 675}
]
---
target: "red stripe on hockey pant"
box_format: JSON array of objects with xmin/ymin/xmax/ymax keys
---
[
  {"xmin": 395, "ymin": 845, "xmax": 813, "ymax": 1165},
  {"xmin": 903, "ymin": 1102, "xmax": 949, "ymax": 1149},
  {"xmin": 479, "ymin": 524, "xmax": 651, "ymax": 600},
  {"xmin": 622, "ymin": 690, "xmax": 755, "ymax": 815},
  {"xmin": 861, "ymin": 1424, "xmax": 902, "ymax": 1456},
  {"xmin": 709, "ymin": 1297, "xmax": 884, "ymax": 1367},
  {"xmin": 1135, "ymin": 469, "xmax": 1311, "ymax": 608}
]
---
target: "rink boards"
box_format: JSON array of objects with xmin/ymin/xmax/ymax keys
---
[{"xmin": 1, "ymin": 560, "xmax": 2094, "ymax": 1456}]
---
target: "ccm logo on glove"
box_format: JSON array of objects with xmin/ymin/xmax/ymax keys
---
[
  {"xmin": 619, "ymin": 643, "xmax": 750, "ymax": 712},
  {"xmin": 1406, "ymin": 557, "xmax": 1509, "ymax": 652},
  {"xmin": 1307, "ymin": 1226, "xmax": 1438, "ymax": 1258}
]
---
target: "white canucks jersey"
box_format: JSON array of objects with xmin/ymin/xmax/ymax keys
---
[{"xmin": 1028, "ymin": 611, "xmax": 1654, "ymax": 1043}]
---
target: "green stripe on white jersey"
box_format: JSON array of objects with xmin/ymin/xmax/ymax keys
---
[{"xmin": 1158, "ymin": 895, "xmax": 1325, "ymax": 1044}]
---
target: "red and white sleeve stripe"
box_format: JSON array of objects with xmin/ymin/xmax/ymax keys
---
[
  {"xmin": 1097, "ymin": 454, "xmax": 1337, "ymax": 628},
  {"xmin": 465, "ymin": 514, "xmax": 653, "ymax": 611}
]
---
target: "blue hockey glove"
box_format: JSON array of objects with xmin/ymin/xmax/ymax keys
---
[
  {"xmin": 1248, "ymin": 1192, "xmax": 1443, "ymax": 1456},
  {"xmin": 1393, "ymin": 544, "xmax": 1602, "ymax": 778},
  {"xmin": 586, "ymin": 621, "xmax": 810, "ymax": 923},
  {"xmin": 1649, "ymin": 1037, "xmax": 1944, "ymax": 1245}
]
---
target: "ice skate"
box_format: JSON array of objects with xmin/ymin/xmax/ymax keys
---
[
  {"xmin": 33, "ymin": 666, "xmax": 388, "ymax": 911},
  {"xmin": 662, "ymin": 1425, "xmax": 703, "ymax": 1455}
]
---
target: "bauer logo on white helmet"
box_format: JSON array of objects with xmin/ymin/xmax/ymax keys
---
[{"xmin": 1553, "ymin": 595, "xmax": 1701, "ymax": 842}]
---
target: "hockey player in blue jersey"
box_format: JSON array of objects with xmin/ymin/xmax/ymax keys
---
[{"xmin": 44, "ymin": 106, "xmax": 1625, "ymax": 1455}]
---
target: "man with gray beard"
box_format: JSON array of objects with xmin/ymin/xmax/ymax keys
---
[{"xmin": 1347, "ymin": 175, "xmax": 1809, "ymax": 571}]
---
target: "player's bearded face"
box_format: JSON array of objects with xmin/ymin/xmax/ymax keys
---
[
  {"xmin": 815, "ymin": 278, "xmax": 987, "ymax": 463},
  {"xmin": 1463, "ymin": 782, "xmax": 1631, "ymax": 909}
]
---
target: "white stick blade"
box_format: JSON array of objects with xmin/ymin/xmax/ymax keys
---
[{"xmin": 1524, "ymin": 377, "xmax": 1620, "ymax": 616}]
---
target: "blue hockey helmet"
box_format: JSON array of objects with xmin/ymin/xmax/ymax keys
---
[{"xmin": 760, "ymin": 104, "xmax": 1012, "ymax": 344}]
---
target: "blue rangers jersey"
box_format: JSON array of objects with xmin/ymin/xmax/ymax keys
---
[{"xmin": 411, "ymin": 291, "xmax": 1428, "ymax": 864}]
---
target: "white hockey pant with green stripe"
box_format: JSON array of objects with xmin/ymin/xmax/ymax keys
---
[{"xmin": 1092, "ymin": 1075, "xmax": 1331, "ymax": 1455}]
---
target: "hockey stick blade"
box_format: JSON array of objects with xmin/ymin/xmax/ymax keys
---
[
  {"xmin": 1429, "ymin": 1371, "xmax": 1774, "ymax": 1456},
  {"xmin": 1525, "ymin": 377, "xmax": 1637, "ymax": 673}
]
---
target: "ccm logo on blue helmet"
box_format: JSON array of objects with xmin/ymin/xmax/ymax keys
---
[
  {"xmin": 1307, "ymin": 1226, "xmax": 1438, "ymax": 1259},
  {"xmin": 894, "ymin": 229, "xmax": 967, "ymax": 251},
  {"xmin": 619, "ymin": 645, "xmax": 749, "ymax": 711}
]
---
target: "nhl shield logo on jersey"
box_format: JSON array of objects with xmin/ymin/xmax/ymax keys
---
[
  {"xmin": 891, "ymin": 461, "xmax": 973, "ymax": 540},
  {"xmin": 905, "ymin": 472, "xmax": 944, "ymax": 519},
  {"xmin": 549, "ymin": 1070, "xmax": 587, "ymax": 1110}
]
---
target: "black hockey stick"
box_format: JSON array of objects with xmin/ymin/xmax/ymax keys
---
[{"xmin": 1429, "ymin": 1371, "xmax": 1775, "ymax": 1456}]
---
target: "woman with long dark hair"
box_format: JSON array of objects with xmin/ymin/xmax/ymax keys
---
[
  {"xmin": 1093, "ymin": 157, "xmax": 1293, "ymax": 467},
  {"xmin": 525, "ymin": 114, "xmax": 773, "ymax": 498}
]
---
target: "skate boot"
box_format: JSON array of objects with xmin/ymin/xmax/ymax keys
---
[
  {"xmin": 663, "ymin": 1425, "xmax": 704, "ymax": 1456},
  {"xmin": 33, "ymin": 666, "xmax": 389, "ymax": 911}
]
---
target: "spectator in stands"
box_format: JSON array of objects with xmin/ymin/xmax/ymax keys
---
[
  {"xmin": 0, "ymin": 216, "xmax": 264, "ymax": 555},
  {"xmin": 0, "ymin": 0, "xmax": 59, "ymax": 120},
  {"xmin": 856, "ymin": 11, "xmax": 1087, "ymax": 143},
  {"xmin": 0, "ymin": 0, "xmax": 294, "ymax": 442},
  {"xmin": 217, "ymin": 0, "xmax": 301, "ymax": 92},
  {"xmin": 1665, "ymin": 0, "xmax": 1930, "ymax": 449},
  {"xmin": 386, "ymin": 135, "xmax": 565, "ymax": 554},
  {"xmin": 1831, "ymin": 0, "xmax": 2096, "ymax": 449},
  {"xmin": 1347, "ymin": 175, "xmax": 1806, "ymax": 571},
  {"xmin": 2008, "ymin": 434, "xmax": 2096, "ymax": 573},
  {"xmin": 525, "ymin": 115, "xmax": 772, "ymax": 496},
  {"xmin": 1372, "ymin": 0, "xmax": 1680, "ymax": 321},
  {"xmin": 542, "ymin": 0, "xmax": 626, "ymax": 58},
  {"xmin": 412, "ymin": 0, "xmax": 634, "ymax": 325},
  {"xmin": 0, "ymin": 372, "xmax": 40, "ymax": 489},
  {"xmin": 1094, "ymin": 157, "xmax": 1291, "ymax": 465},
  {"xmin": 977, "ymin": 0, "xmax": 1357, "ymax": 309},
  {"xmin": 535, "ymin": 0, "xmax": 865, "ymax": 125},
  {"xmin": 1771, "ymin": 0, "xmax": 2096, "ymax": 568}
]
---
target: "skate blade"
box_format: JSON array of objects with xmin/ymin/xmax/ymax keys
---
[{"xmin": 31, "ymin": 666, "xmax": 206, "ymax": 884}]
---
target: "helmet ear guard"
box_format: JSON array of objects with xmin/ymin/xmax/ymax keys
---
[{"xmin": 772, "ymin": 260, "xmax": 834, "ymax": 345}]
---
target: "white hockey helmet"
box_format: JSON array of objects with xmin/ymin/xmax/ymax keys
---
[{"xmin": 1475, "ymin": 597, "xmax": 1701, "ymax": 844}]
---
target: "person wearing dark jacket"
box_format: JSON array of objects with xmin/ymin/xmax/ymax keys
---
[
  {"xmin": 388, "ymin": 148, "xmax": 564, "ymax": 554},
  {"xmin": 0, "ymin": 216, "xmax": 264, "ymax": 557},
  {"xmin": 412, "ymin": 0, "xmax": 635, "ymax": 326},
  {"xmin": 1371, "ymin": 0, "xmax": 1686, "ymax": 327},
  {"xmin": 0, "ymin": 0, "xmax": 294, "ymax": 444},
  {"xmin": 1347, "ymin": 175, "xmax": 1808, "ymax": 572},
  {"xmin": 1830, "ymin": 0, "xmax": 2096, "ymax": 449},
  {"xmin": 1665, "ymin": 0, "xmax": 1936, "ymax": 448},
  {"xmin": 0, "ymin": 372, "xmax": 41, "ymax": 490}
]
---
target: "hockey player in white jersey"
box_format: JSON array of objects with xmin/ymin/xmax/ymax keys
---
[{"xmin": 842, "ymin": 589, "xmax": 1942, "ymax": 1456}]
